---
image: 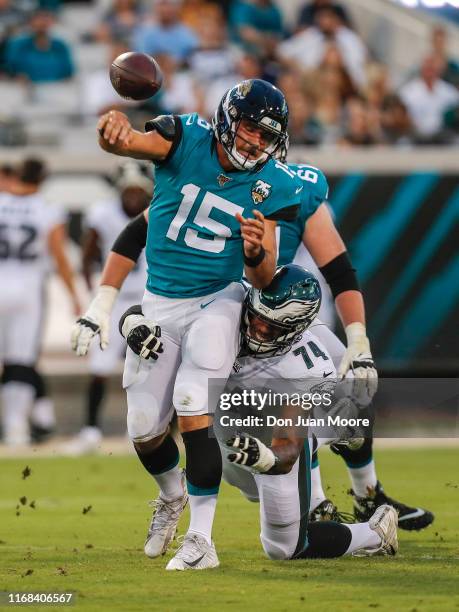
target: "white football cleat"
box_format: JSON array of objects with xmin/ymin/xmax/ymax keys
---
[
  {"xmin": 353, "ymin": 504, "xmax": 399, "ymax": 557},
  {"xmin": 144, "ymin": 471, "xmax": 188, "ymax": 558},
  {"xmin": 62, "ymin": 426, "xmax": 102, "ymax": 456},
  {"xmin": 165, "ymin": 533, "xmax": 219, "ymax": 571}
]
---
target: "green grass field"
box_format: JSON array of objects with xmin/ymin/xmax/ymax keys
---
[{"xmin": 1, "ymin": 447, "xmax": 458, "ymax": 612}]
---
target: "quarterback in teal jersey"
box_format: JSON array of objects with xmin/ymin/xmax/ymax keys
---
[
  {"xmin": 71, "ymin": 80, "xmax": 303, "ymax": 571},
  {"xmin": 275, "ymin": 160, "xmax": 434, "ymax": 531}
]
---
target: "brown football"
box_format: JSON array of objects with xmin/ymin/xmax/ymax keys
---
[{"xmin": 109, "ymin": 52, "xmax": 163, "ymax": 101}]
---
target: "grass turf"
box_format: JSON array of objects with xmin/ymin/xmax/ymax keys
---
[{"xmin": 0, "ymin": 448, "xmax": 458, "ymax": 612}]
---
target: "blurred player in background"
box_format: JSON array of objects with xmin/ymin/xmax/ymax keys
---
[
  {"xmin": 0, "ymin": 158, "xmax": 80, "ymax": 446},
  {"xmin": 0, "ymin": 164, "xmax": 15, "ymax": 193},
  {"xmin": 65, "ymin": 162, "xmax": 151, "ymax": 455}
]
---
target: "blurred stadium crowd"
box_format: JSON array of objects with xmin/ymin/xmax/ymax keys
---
[{"xmin": 1, "ymin": 0, "xmax": 459, "ymax": 148}]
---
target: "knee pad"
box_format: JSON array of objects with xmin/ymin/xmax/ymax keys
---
[
  {"xmin": 173, "ymin": 381, "xmax": 208, "ymax": 415},
  {"xmin": 2, "ymin": 364, "xmax": 36, "ymax": 387},
  {"xmin": 127, "ymin": 401, "xmax": 163, "ymax": 443}
]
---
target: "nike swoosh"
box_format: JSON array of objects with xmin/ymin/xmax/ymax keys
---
[
  {"xmin": 398, "ymin": 508, "xmax": 426, "ymax": 521},
  {"xmin": 323, "ymin": 371, "xmax": 334, "ymax": 378},
  {"xmin": 184, "ymin": 553, "xmax": 206, "ymax": 567},
  {"xmin": 295, "ymin": 186, "xmax": 303, "ymax": 194},
  {"xmin": 200, "ymin": 299, "xmax": 216, "ymax": 309}
]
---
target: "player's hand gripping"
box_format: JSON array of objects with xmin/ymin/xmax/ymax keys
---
[
  {"xmin": 120, "ymin": 309, "xmax": 163, "ymax": 361},
  {"xmin": 235, "ymin": 209, "xmax": 265, "ymax": 257},
  {"xmin": 226, "ymin": 433, "xmax": 277, "ymax": 473},
  {"xmin": 338, "ymin": 322, "xmax": 378, "ymax": 380},
  {"xmin": 71, "ymin": 285, "xmax": 119, "ymax": 356},
  {"xmin": 98, "ymin": 110, "xmax": 133, "ymax": 147}
]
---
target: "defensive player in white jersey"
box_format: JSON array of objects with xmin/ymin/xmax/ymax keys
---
[
  {"xmin": 71, "ymin": 80, "xmax": 303, "ymax": 570},
  {"xmin": 65, "ymin": 162, "xmax": 152, "ymax": 455},
  {"xmin": 120, "ymin": 265, "xmax": 399, "ymax": 561},
  {"xmin": 0, "ymin": 158, "xmax": 80, "ymax": 446}
]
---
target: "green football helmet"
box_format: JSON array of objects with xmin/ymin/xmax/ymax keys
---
[{"xmin": 242, "ymin": 264, "xmax": 322, "ymax": 358}]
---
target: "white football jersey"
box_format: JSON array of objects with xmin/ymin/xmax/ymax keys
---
[
  {"xmin": 86, "ymin": 199, "xmax": 147, "ymax": 297},
  {"xmin": 231, "ymin": 329, "xmax": 336, "ymax": 390},
  {"xmin": 0, "ymin": 192, "xmax": 64, "ymax": 292}
]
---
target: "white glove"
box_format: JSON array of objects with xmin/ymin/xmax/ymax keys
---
[
  {"xmin": 70, "ymin": 285, "xmax": 118, "ymax": 356},
  {"xmin": 338, "ymin": 322, "xmax": 378, "ymax": 380},
  {"xmin": 121, "ymin": 312, "xmax": 163, "ymax": 361},
  {"xmin": 226, "ymin": 433, "xmax": 277, "ymax": 473}
]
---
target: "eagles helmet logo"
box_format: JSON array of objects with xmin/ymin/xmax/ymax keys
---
[{"xmin": 251, "ymin": 180, "xmax": 272, "ymax": 205}]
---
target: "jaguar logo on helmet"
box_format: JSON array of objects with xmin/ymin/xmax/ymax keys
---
[
  {"xmin": 251, "ymin": 180, "xmax": 272, "ymax": 205},
  {"xmin": 236, "ymin": 80, "xmax": 253, "ymax": 98}
]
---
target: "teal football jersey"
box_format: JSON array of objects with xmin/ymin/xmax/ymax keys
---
[
  {"xmin": 277, "ymin": 163, "xmax": 329, "ymax": 265},
  {"xmin": 145, "ymin": 113, "xmax": 302, "ymax": 298}
]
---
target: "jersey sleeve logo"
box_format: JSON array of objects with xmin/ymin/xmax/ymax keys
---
[{"xmin": 251, "ymin": 180, "xmax": 272, "ymax": 205}]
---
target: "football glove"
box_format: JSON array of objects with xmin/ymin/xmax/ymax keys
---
[
  {"xmin": 120, "ymin": 308, "xmax": 163, "ymax": 361},
  {"xmin": 226, "ymin": 433, "xmax": 277, "ymax": 473},
  {"xmin": 338, "ymin": 322, "xmax": 378, "ymax": 381},
  {"xmin": 71, "ymin": 285, "xmax": 118, "ymax": 356}
]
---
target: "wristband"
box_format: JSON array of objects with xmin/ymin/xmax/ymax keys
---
[{"xmin": 243, "ymin": 245, "xmax": 266, "ymax": 268}]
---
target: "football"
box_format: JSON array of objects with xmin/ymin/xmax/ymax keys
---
[{"xmin": 109, "ymin": 52, "xmax": 163, "ymax": 101}]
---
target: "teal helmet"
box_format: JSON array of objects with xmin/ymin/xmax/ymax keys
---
[{"xmin": 242, "ymin": 264, "xmax": 322, "ymax": 358}]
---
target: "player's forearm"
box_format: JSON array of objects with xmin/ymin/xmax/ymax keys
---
[
  {"xmin": 100, "ymin": 251, "xmax": 136, "ymax": 289},
  {"xmin": 98, "ymin": 132, "xmax": 159, "ymax": 160},
  {"xmin": 244, "ymin": 247, "xmax": 276, "ymax": 289},
  {"xmin": 56, "ymin": 256, "xmax": 79, "ymax": 300},
  {"xmin": 48, "ymin": 226, "xmax": 80, "ymax": 305},
  {"xmin": 335, "ymin": 290, "xmax": 366, "ymax": 328},
  {"xmin": 97, "ymin": 111, "xmax": 172, "ymax": 161},
  {"xmin": 267, "ymin": 437, "xmax": 303, "ymax": 475}
]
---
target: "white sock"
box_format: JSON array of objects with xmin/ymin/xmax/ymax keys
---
[
  {"xmin": 1, "ymin": 382, "xmax": 34, "ymax": 444},
  {"xmin": 187, "ymin": 494, "xmax": 218, "ymax": 545},
  {"xmin": 310, "ymin": 465, "xmax": 327, "ymax": 511},
  {"xmin": 344, "ymin": 522, "xmax": 381, "ymax": 555},
  {"xmin": 154, "ymin": 466, "xmax": 184, "ymax": 502},
  {"xmin": 348, "ymin": 460, "xmax": 378, "ymax": 497},
  {"xmin": 31, "ymin": 397, "xmax": 56, "ymax": 429}
]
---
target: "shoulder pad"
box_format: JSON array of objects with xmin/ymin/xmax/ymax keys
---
[{"xmin": 145, "ymin": 115, "xmax": 179, "ymax": 141}]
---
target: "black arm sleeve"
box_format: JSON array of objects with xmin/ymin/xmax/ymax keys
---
[
  {"xmin": 265, "ymin": 203, "xmax": 299, "ymax": 222},
  {"xmin": 111, "ymin": 213, "xmax": 148, "ymax": 262},
  {"xmin": 319, "ymin": 251, "xmax": 360, "ymax": 299},
  {"xmin": 144, "ymin": 115, "xmax": 183, "ymax": 165}
]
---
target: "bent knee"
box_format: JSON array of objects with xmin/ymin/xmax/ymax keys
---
[{"xmin": 127, "ymin": 401, "xmax": 162, "ymax": 443}]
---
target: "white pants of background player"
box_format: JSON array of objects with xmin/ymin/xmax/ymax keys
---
[
  {"xmin": 0, "ymin": 283, "xmax": 46, "ymax": 443},
  {"xmin": 222, "ymin": 440, "xmax": 313, "ymax": 560},
  {"xmin": 89, "ymin": 292, "xmax": 144, "ymax": 376},
  {"xmin": 123, "ymin": 282, "xmax": 244, "ymax": 442}
]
